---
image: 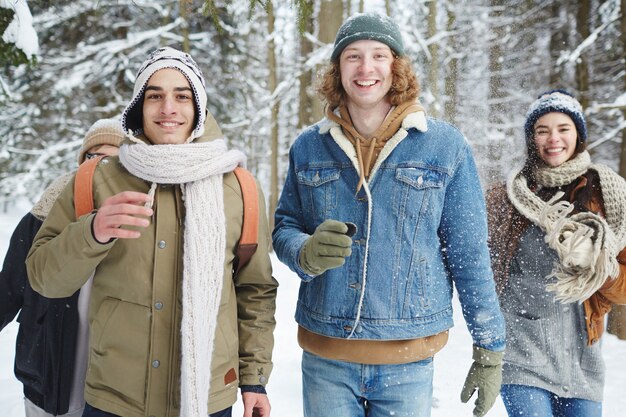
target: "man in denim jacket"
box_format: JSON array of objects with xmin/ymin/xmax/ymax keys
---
[{"xmin": 273, "ymin": 13, "xmax": 505, "ymax": 417}]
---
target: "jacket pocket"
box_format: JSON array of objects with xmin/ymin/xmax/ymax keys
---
[
  {"xmin": 87, "ymin": 298, "xmax": 150, "ymax": 408},
  {"xmin": 502, "ymin": 311, "xmax": 547, "ymax": 367},
  {"xmin": 296, "ymin": 166, "xmax": 340, "ymax": 222},
  {"xmin": 393, "ymin": 166, "xmax": 445, "ymax": 221},
  {"xmin": 211, "ymin": 316, "xmax": 239, "ymax": 389},
  {"xmin": 395, "ymin": 166, "xmax": 445, "ymax": 190},
  {"xmin": 14, "ymin": 303, "xmax": 48, "ymax": 387},
  {"xmin": 580, "ymin": 343, "xmax": 604, "ymax": 373}
]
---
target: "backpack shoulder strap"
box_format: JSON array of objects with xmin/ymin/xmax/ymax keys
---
[
  {"xmin": 232, "ymin": 166, "xmax": 259, "ymax": 278},
  {"xmin": 74, "ymin": 155, "xmax": 105, "ymax": 219}
]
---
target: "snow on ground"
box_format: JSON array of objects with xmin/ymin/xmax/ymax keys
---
[{"xmin": 1, "ymin": 200, "xmax": 625, "ymax": 416}]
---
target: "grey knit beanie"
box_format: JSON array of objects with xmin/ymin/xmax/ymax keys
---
[
  {"xmin": 331, "ymin": 13, "xmax": 404, "ymax": 61},
  {"xmin": 78, "ymin": 118, "xmax": 125, "ymax": 164},
  {"xmin": 524, "ymin": 89, "xmax": 587, "ymax": 143},
  {"xmin": 121, "ymin": 46, "xmax": 207, "ymax": 140}
]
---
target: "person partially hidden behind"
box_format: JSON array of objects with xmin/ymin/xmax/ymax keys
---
[{"xmin": 0, "ymin": 118, "xmax": 124, "ymax": 417}]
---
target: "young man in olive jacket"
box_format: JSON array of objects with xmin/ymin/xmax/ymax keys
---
[
  {"xmin": 26, "ymin": 47, "xmax": 278, "ymax": 417},
  {"xmin": 0, "ymin": 118, "xmax": 124, "ymax": 417}
]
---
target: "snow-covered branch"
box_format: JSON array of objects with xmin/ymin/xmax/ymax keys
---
[
  {"xmin": 1, "ymin": 0, "xmax": 39, "ymax": 58},
  {"xmin": 556, "ymin": 5, "xmax": 620, "ymax": 66}
]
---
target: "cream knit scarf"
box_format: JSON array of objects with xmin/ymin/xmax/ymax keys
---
[
  {"xmin": 507, "ymin": 151, "xmax": 626, "ymax": 303},
  {"xmin": 119, "ymin": 137, "xmax": 246, "ymax": 417}
]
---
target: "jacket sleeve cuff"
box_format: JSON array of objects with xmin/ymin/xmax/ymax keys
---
[
  {"xmin": 84, "ymin": 213, "xmax": 116, "ymax": 250},
  {"xmin": 290, "ymin": 235, "xmax": 318, "ymax": 282},
  {"xmin": 472, "ymin": 345, "xmax": 504, "ymax": 366},
  {"xmin": 240, "ymin": 385, "xmax": 267, "ymax": 394}
]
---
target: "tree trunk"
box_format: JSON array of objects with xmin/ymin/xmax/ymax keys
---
[
  {"xmin": 298, "ymin": 2, "xmax": 315, "ymax": 129},
  {"xmin": 549, "ymin": 2, "xmax": 566, "ymax": 86},
  {"xmin": 179, "ymin": 0, "xmax": 190, "ymax": 52},
  {"xmin": 444, "ymin": 3, "xmax": 457, "ymax": 125},
  {"xmin": 604, "ymin": 0, "xmax": 626, "ymax": 341},
  {"xmin": 428, "ymin": 0, "xmax": 439, "ymax": 118},
  {"xmin": 312, "ymin": 0, "xmax": 343, "ymax": 120},
  {"xmin": 575, "ymin": 0, "xmax": 590, "ymax": 109},
  {"xmin": 267, "ymin": 0, "xmax": 280, "ymax": 235},
  {"xmin": 486, "ymin": 0, "xmax": 505, "ymax": 183},
  {"xmin": 619, "ymin": 0, "xmax": 626, "ymax": 178}
]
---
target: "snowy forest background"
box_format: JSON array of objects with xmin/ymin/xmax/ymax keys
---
[
  {"xmin": 1, "ymin": 1, "xmax": 626, "ymax": 415},
  {"xmin": 1, "ymin": 0, "xmax": 626, "ymax": 232}
]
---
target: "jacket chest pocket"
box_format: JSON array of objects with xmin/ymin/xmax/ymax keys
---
[
  {"xmin": 393, "ymin": 167, "xmax": 445, "ymax": 221},
  {"xmin": 296, "ymin": 167, "xmax": 340, "ymax": 222}
]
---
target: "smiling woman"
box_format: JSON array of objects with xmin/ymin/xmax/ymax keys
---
[{"xmin": 486, "ymin": 89, "xmax": 626, "ymax": 417}]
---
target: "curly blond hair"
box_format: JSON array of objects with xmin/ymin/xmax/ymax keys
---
[{"xmin": 316, "ymin": 56, "xmax": 420, "ymax": 109}]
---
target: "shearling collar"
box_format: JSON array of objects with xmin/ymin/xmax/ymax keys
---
[
  {"xmin": 318, "ymin": 106, "xmax": 428, "ymax": 182},
  {"xmin": 318, "ymin": 106, "xmax": 428, "ymax": 135}
]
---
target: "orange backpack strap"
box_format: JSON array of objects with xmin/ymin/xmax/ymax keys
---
[
  {"xmin": 74, "ymin": 155, "xmax": 105, "ymax": 219},
  {"xmin": 232, "ymin": 166, "xmax": 259, "ymax": 278}
]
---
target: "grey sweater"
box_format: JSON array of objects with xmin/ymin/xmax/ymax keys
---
[{"xmin": 500, "ymin": 225, "xmax": 604, "ymax": 402}]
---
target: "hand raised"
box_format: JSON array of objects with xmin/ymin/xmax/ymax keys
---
[{"xmin": 92, "ymin": 191, "xmax": 153, "ymax": 243}]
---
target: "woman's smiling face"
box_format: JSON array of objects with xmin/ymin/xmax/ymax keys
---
[{"xmin": 533, "ymin": 112, "xmax": 578, "ymax": 167}]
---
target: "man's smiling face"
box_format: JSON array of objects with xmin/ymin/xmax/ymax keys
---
[{"xmin": 142, "ymin": 68, "xmax": 195, "ymax": 145}]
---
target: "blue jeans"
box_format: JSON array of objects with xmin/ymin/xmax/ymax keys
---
[
  {"xmin": 501, "ymin": 384, "xmax": 602, "ymax": 417},
  {"xmin": 302, "ymin": 351, "xmax": 434, "ymax": 417},
  {"xmin": 82, "ymin": 403, "xmax": 232, "ymax": 417}
]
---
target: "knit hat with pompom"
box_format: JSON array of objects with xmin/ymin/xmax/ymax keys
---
[{"xmin": 524, "ymin": 89, "xmax": 587, "ymax": 143}]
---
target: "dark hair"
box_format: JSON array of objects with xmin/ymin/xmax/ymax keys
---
[{"xmin": 316, "ymin": 55, "xmax": 420, "ymax": 109}]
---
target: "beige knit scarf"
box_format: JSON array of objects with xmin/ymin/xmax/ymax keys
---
[
  {"xmin": 119, "ymin": 137, "xmax": 246, "ymax": 417},
  {"xmin": 507, "ymin": 151, "xmax": 626, "ymax": 303}
]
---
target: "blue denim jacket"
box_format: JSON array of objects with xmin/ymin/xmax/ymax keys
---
[{"xmin": 273, "ymin": 112, "xmax": 505, "ymax": 351}]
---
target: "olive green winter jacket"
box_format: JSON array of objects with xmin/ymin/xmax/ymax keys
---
[{"xmin": 26, "ymin": 117, "xmax": 277, "ymax": 417}]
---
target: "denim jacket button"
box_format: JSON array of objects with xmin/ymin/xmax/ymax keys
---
[{"xmin": 417, "ymin": 176, "xmax": 424, "ymax": 186}]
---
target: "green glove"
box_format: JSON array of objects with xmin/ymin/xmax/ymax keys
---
[
  {"xmin": 460, "ymin": 346, "xmax": 503, "ymax": 417},
  {"xmin": 299, "ymin": 220, "xmax": 353, "ymax": 276}
]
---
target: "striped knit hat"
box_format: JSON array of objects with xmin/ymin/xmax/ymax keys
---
[
  {"xmin": 78, "ymin": 118, "xmax": 124, "ymax": 164},
  {"xmin": 121, "ymin": 46, "xmax": 207, "ymax": 140},
  {"xmin": 524, "ymin": 89, "xmax": 587, "ymax": 143}
]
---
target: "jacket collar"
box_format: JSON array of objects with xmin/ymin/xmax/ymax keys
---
[
  {"xmin": 318, "ymin": 107, "xmax": 428, "ymax": 135},
  {"xmin": 319, "ymin": 106, "xmax": 428, "ymax": 181}
]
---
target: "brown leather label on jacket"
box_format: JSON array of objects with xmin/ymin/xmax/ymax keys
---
[{"xmin": 224, "ymin": 368, "xmax": 237, "ymax": 385}]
